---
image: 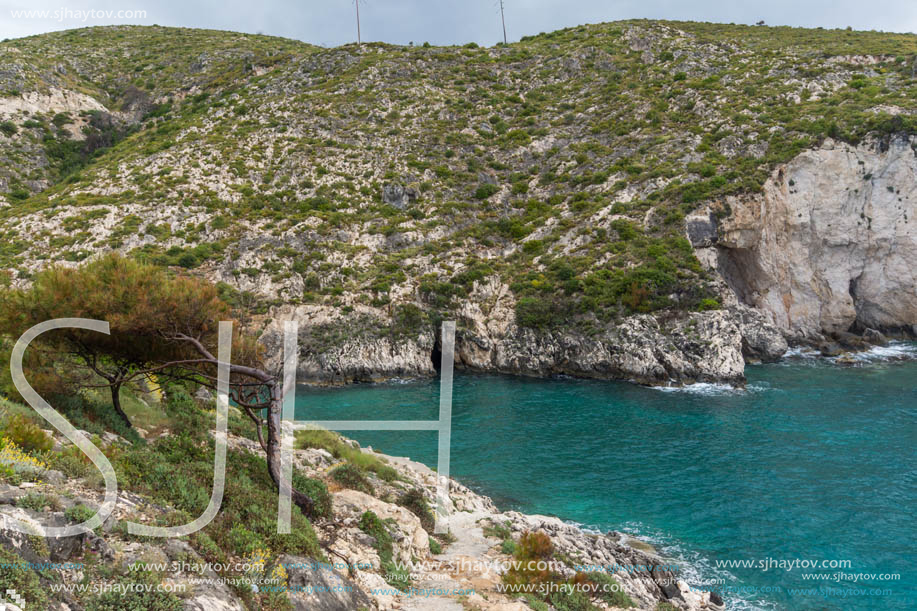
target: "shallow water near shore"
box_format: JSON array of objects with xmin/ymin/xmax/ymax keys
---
[{"xmin": 295, "ymin": 344, "xmax": 917, "ymax": 610}]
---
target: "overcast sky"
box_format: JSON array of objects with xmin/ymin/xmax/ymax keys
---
[{"xmin": 3, "ymin": 0, "xmax": 917, "ymax": 46}]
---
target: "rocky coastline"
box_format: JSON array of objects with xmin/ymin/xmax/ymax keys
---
[
  {"xmin": 258, "ymin": 299, "xmax": 908, "ymax": 390},
  {"xmin": 257, "ymin": 297, "xmax": 787, "ymax": 389},
  {"xmin": 0, "ymin": 426, "xmax": 722, "ymax": 611}
]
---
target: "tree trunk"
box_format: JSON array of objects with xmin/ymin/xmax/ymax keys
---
[
  {"xmin": 110, "ymin": 381, "xmax": 133, "ymax": 429},
  {"xmin": 168, "ymin": 333, "xmax": 317, "ymax": 518},
  {"xmin": 264, "ymin": 382, "xmax": 316, "ymax": 517}
]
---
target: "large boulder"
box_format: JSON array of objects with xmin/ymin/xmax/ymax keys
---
[
  {"xmin": 332, "ymin": 489, "xmax": 430, "ymax": 563},
  {"xmin": 279, "ymin": 554, "xmax": 375, "ymax": 611},
  {"xmin": 381, "ymin": 183, "xmax": 419, "ymax": 209}
]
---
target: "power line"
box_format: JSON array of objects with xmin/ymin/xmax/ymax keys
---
[{"xmin": 355, "ymin": 0, "xmax": 362, "ymax": 45}]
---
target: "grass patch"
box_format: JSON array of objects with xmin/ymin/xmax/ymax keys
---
[
  {"xmin": 295, "ymin": 428, "xmax": 399, "ymax": 481},
  {"xmin": 17, "ymin": 492, "xmax": 62, "ymax": 512},
  {"xmin": 330, "ymin": 463, "xmax": 374, "ymax": 495},
  {"xmin": 359, "ymin": 510, "xmax": 411, "ymax": 591}
]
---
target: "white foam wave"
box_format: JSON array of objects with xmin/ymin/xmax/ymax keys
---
[
  {"xmin": 845, "ymin": 341, "xmax": 917, "ymax": 362},
  {"xmin": 780, "ymin": 341, "xmax": 917, "ymax": 366},
  {"xmin": 618, "ymin": 523, "xmax": 780, "ymax": 611},
  {"xmin": 653, "ymin": 382, "xmax": 745, "ymax": 396},
  {"xmin": 782, "ymin": 346, "xmax": 820, "ymax": 359}
]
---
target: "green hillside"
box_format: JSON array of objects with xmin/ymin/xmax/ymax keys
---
[{"xmin": 1, "ymin": 21, "xmax": 916, "ymax": 329}]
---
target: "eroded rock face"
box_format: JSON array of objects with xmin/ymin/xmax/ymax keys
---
[
  {"xmin": 262, "ymin": 296, "xmax": 786, "ymax": 387},
  {"xmin": 458, "ymin": 309, "xmax": 749, "ymax": 385},
  {"xmin": 260, "ymin": 305, "xmax": 437, "ymax": 385},
  {"xmin": 712, "ymin": 136, "xmax": 917, "ymax": 339},
  {"xmin": 0, "ymin": 87, "xmax": 107, "ymax": 118}
]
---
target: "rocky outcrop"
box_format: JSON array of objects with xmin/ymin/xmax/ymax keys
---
[
  {"xmin": 0, "ymin": 87, "xmax": 107, "ymax": 118},
  {"xmin": 259, "ymin": 305, "xmax": 437, "ymax": 385},
  {"xmin": 280, "ymin": 553, "xmax": 374, "ymax": 611},
  {"xmin": 262, "ymin": 295, "xmax": 787, "ymax": 387},
  {"xmin": 456, "ymin": 308, "xmax": 756, "ymax": 385},
  {"xmin": 381, "ymin": 183, "xmax": 419, "ymax": 210},
  {"xmin": 501, "ymin": 512, "xmax": 710, "ymax": 609},
  {"xmin": 695, "ymin": 136, "xmax": 917, "ymax": 340}
]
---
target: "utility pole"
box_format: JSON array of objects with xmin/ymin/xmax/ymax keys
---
[
  {"xmin": 499, "ymin": 0, "xmax": 507, "ymax": 45},
  {"xmin": 355, "ymin": 0, "xmax": 362, "ymax": 45}
]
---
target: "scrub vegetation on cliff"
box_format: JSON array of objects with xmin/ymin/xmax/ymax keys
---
[{"xmin": 1, "ymin": 20, "xmax": 916, "ymax": 337}]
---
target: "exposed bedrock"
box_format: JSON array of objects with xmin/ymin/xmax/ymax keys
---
[
  {"xmin": 691, "ymin": 135, "xmax": 917, "ymax": 341},
  {"xmin": 260, "ymin": 296, "xmax": 786, "ymax": 387}
]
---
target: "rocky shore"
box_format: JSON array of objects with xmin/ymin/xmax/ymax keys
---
[
  {"xmin": 260, "ymin": 297, "xmax": 908, "ymax": 389},
  {"xmin": 0, "ymin": 427, "xmax": 719, "ymax": 611},
  {"xmin": 260, "ymin": 301, "xmax": 789, "ymax": 389}
]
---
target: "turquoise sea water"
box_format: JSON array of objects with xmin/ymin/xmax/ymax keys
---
[{"xmin": 295, "ymin": 344, "xmax": 917, "ymax": 610}]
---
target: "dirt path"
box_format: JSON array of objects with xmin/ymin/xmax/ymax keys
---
[{"xmin": 382, "ymin": 454, "xmax": 525, "ymax": 610}]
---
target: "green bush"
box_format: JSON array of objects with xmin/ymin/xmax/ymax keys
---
[
  {"xmin": 392, "ymin": 303, "xmax": 426, "ymax": 337},
  {"xmin": 0, "ymin": 121, "xmax": 17, "ymax": 136},
  {"xmin": 500, "ymin": 538, "xmax": 517, "ymax": 554},
  {"xmin": 65, "ymin": 503, "xmax": 97, "ymax": 523},
  {"xmin": 398, "ymin": 488, "xmax": 434, "ymax": 532},
  {"xmin": 331, "ymin": 463, "xmax": 374, "ymax": 495},
  {"xmin": 610, "ymin": 219, "xmax": 640, "ymax": 241},
  {"xmin": 474, "ymin": 184, "xmax": 499, "ymax": 200},
  {"xmin": 482, "ymin": 521, "xmax": 512, "ymax": 540},
  {"xmin": 587, "ymin": 571, "xmax": 635, "ymax": 607},
  {"xmin": 522, "ymin": 594, "xmax": 551, "ymax": 611},
  {"xmin": 226, "ymin": 524, "xmax": 262, "ymax": 556},
  {"xmin": 50, "ymin": 444, "xmax": 93, "ymax": 478},
  {"xmin": 17, "ymin": 492, "xmax": 61, "ymax": 512},
  {"xmin": 515, "ymin": 296, "xmax": 557, "ymax": 329},
  {"xmin": 3, "ymin": 414, "xmax": 53, "ymax": 453},
  {"xmin": 495, "ymin": 216, "xmax": 531, "ymax": 239},
  {"xmin": 292, "ymin": 471, "xmax": 333, "ymax": 519},
  {"xmin": 8, "ymin": 186, "xmax": 29, "ymax": 200},
  {"xmin": 192, "ymin": 531, "xmax": 224, "ymax": 561},
  {"xmin": 85, "ymin": 572, "xmax": 182, "ymax": 610},
  {"xmin": 549, "ymin": 589, "xmax": 596, "ymax": 611},
  {"xmin": 697, "ymin": 298, "xmax": 721, "ymax": 311},
  {"xmin": 177, "ymin": 252, "xmax": 199, "ymax": 268},
  {"xmin": 522, "ymin": 239, "xmax": 545, "ymax": 255},
  {"xmin": 0, "ymin": 462, "xmax": 20, "ymax": 485}
]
